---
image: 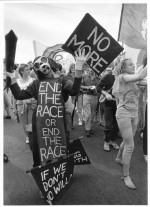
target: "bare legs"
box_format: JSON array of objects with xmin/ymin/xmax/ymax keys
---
[
  {"xmin": 115, "ymin": 141, "xmax": 124, "ymax": 165},
  {"xmin": 116, "ymin": 117, "xmax": 138, "ymax": 189}
]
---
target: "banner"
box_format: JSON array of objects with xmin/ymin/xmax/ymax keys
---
[
  {"xmin": 68, "ymin": 139, "xmax": 91, "ymax": 165},
  {"xmin": 43, "ymin": 44, "xmax": 75, "ymax": 73},
  {"xmin": 62, "ymin": 13, "xmax": 123, "ymax": 76},
  {"xmin": 43, "ymin": 44, "xmax": 63, "ymax": 59},
  {"xmin": 30, "ymin": 155, "xmax": 74, "ymax": 204},
  {"xmin": 118, "ymin": 4, "xmax": 147, "ymax": 50}
]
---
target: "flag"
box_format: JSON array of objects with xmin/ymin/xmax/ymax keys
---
[
  {"xmin": 30, "ymin": 155, "xmax": 74, "ymax": 204},
  {"xmin": 118, "ymin": 4, "xmax": 147, "ymax": 50},
  {"xmin": 68, "ymin": 138, "xmax": 91, "ymax": 165},
  {"xmin": 33, "ymin": 40, "xmax": 48, "ymax": 57}
]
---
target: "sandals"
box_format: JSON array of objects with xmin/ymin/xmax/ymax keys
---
[{"xmin": 4, "ymin": 154, "xmax": 9, "ymax": 162}]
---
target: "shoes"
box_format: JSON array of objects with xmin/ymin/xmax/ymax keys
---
[
  {"xmin": 79, "ymin": 121, "xmax": 82, "ymax": 126},
  {"xmin": 143, "ymin": 155, "xmax": 147, "ymax": 163},
  {"xmin": 86, "ymin": 130, "xmax": 90, "ymax": 137},
  {"xmin": 4, "ymin": 116, "xmax": 11, "ymax": 119},
  {"xmin": 78, "ymin": 118, "xmax": 83, "ymax": 125},
  {"xmin": 110, "ymin": 141, "xmax": 119, "ymax": 149},
  {"xmin": 82, "ymin": 120, "xmax": 85, "ymax": 125},
  {"xmin": 94, "ymin": 118, "xmax": 98, "ymax": 123},
  {"xmin": 4, "ymin": 154, "xmax": 9, "ymax": 162},
  {"xmin": 104, "ymin": 142, "xmax": 110, "ymax": 151},
  {"xmin": 104, "ymin": 141, "xmax": 119, "ymax": 151},
  {"xmin": 26, "ymin": 136, "xmax": 29, "ymax": 144}
]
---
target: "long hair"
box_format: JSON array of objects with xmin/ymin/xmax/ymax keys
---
[{"xmin": 113, "ymin": 57, "xmax": 130, "ymax": 77}]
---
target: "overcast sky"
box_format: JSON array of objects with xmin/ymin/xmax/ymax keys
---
[{"xmin": 3, "ymin": 2, "xmax": 123, "ymax": 63}]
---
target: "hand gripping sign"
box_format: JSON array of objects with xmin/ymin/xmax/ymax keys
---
[{"xmin": 62, "ymin": 13, "xmax": 124, "ymax": 76}]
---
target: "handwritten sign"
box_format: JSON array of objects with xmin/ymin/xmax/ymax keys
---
[
  {"xmin": 31, "ymin": 156, "xmax": 74, "ymax": 204},
  {"xmin": 68, "ymin": 139, "xmax": 91, "ymax": 165},
  {"xmin": 62, "ymin": 13, "xmax": 124, "ymax": 75},
  {"xmin": 36, "ymin": 79, "xmax": 67, "ymax": 165}
]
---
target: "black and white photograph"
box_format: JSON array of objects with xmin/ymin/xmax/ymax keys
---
[{"xmin": 2, "ymin": 0, "xmax": 147, "ymax": 205}]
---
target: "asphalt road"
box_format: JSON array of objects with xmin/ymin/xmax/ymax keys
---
[{"xmin": 4, "ymin": 112, "xmax": 147, "ymax": 205}]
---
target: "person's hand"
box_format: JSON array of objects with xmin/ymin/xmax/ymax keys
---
[
  {"xmin": 4, "ymin": 71, "xmax": 16, "ymax": 79},
  {"xmin": 139, "ymin": 66, "xmax": 147, "ymax": 79},
  {"xmin": 74, "ymin": 48, "xmax": 90, "ymax": 70},
  {"xmin": 137, "ymin": 78, "xmax": 147, "ymax": 86},
  {"xmin": 106, "ymin": 93, "xmax": 113, "ymax": 100}
]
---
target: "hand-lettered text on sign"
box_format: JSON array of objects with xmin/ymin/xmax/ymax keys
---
[
  {"xmin": 31, "ymin": 156, "xmax": 74, "ymax": 203},
  {"xmin": 36, "ymin": 80, "xmax": 67, "ymax": 164},
  {"xmin": 62, "ymin": 13, "xmax": 124, "ymax": 75}
]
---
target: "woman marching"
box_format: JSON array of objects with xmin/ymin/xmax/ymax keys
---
[
  {"xmin": 13, "ymin": 64, "xmax": 37, "ymax": 144},
  {"xmin": 112, "ymin": 57, "xmax": 147, "ymax": 189}
]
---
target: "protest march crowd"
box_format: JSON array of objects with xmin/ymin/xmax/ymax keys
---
[
  {"xmin": 4, "ymin": 50, "xmax": 147, "ymax": 191},
  {"xmin": 3, "ymin": 6, "xmax": 147, "ymax": 204}
]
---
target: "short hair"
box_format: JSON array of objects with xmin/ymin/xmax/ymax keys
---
[{"xmin": 18, "ymin": 64, "xmax": 29, "ymax": 77}]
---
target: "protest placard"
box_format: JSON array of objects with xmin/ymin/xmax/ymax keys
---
[
  {"xmin": 68, "ymin": 139, "xmax": 91, "ymax": 165},
  {"xmin": 30, "ymin": 155, "xmax": 74, "ymax": 204},
  {"xmin": 36, "ymin": 79, "xmax": 67, "ymax": 165},
  {"xmin": 62, "ymin": 13, "xmax": 124, "ymax": 75}
]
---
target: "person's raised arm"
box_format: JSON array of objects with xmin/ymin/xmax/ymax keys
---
[
  {"xmin": 4, "ymin": 71, "xmax": 36, "ymax": 100},
  {"xmin": 63, "ymin": 49, "xmax": 90, "ymax": 96},
  {"xmin": 123, "ymin": 66, "xmax": 147, "ymax": 82}
]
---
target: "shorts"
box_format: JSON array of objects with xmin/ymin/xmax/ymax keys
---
[{"xmin": 116, "ymin": 107, "xmax": 138, "ymax": 119}]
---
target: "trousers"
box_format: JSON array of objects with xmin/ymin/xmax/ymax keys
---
[
  {"xmin": 104, "ymin": 104, "xmax": 118, "ymax": 142},
  {"xmin": 83, "ymin": 94, "xmax": 97, "ymax": 131}
]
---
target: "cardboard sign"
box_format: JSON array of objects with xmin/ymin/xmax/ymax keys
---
[
  {"xmin": 36, "ymin": 79, "xmax": 67, "ymax": 165},
  {"xmin": 62, "ymin": 13, "xmax": 124, "ymax": 75},
  {"xmin": 68, "ymin": 139, "xmax": 91, "ymax": 165},
  {"xmin": 30, "ymin": 156, "xmax": 74, "ymax": 204}
]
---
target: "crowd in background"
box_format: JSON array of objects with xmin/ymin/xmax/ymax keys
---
[{"xmin": 3, "ymin": 52, "xmax": 147, "ymax": 190}]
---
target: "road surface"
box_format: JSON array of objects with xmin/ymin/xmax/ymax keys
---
[{"xmin": 4, "ymin": 112, "xmax": 147, "ymax": 205}]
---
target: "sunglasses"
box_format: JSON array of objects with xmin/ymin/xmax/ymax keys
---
[{"xmin": 34, "ymin": 56, "xmax": 50, "ymax": 72}]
